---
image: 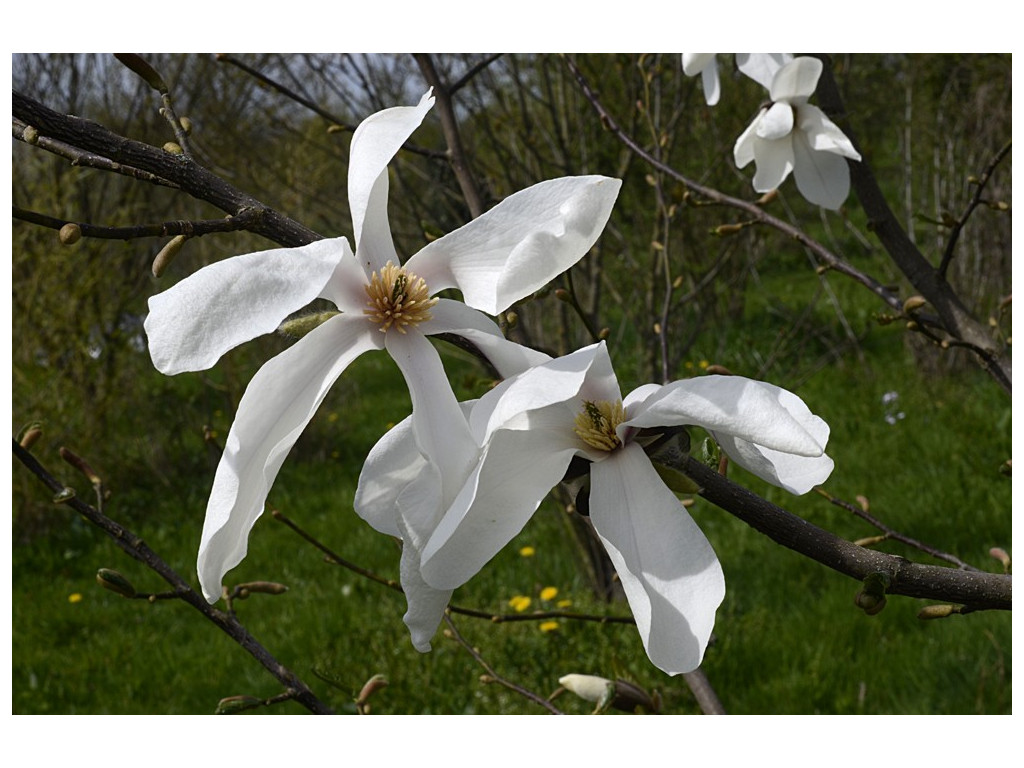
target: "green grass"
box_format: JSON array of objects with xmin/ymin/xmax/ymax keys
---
[{"xmin": 12, "ymin": 292, "xmax": 1011, "ymax": 714}]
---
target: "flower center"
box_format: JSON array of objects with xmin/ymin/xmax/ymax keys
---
[
  {"xmin": 363, "ymin": 261, "xmax": 437, "ymax": 333},
  {"xmin": 573, "ymin": 399, "xmax": 624, "ymax": 452}
]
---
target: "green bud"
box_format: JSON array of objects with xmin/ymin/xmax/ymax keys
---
[
  {"xmin": 504, "ymin": 311, "xmax": 518, "ymax": 329},
  {"xmin": 712, "ymin": 223, "xmax": 745, "ymax": 237},
  {"xmin": 162, "ymin": 142, "xmax": 183, "ymax": 155},
  {"xmin": 17, "ymin": 422, "xmax": 43, "ymax": 450},
  {"xmin": 917, "ymin": 604, "xmax": 958, "ymax": 620},
  {"xmin": 215, "ymin": 695, "xmax": 262, "ymax": 714},
  {"xmin": 151, "ymin": 234, "xmax": 187, "ymax": 277},
  {"xmin": 902, "ymin": 295, "xmax": 927, "ymax": 314},
  {"xmin": 114, "ymin": 53, "xmax": 168, "ymax": 94},
  {"xmin": 853, "ymin": 534, "xmax": 888, "ymax": 547},
  {"xmin": 278, "ymin": 311, "xmax": 340, "ymax": 339},
  {"xmin": 233, "ymin": 581, "xmax": 288, "ymax": 596},
  {"xmin": 59, "ymin": 223, "xmax": 82, "ymax": 246},
  {"xmin": 179, "ymin": 116, "xmax": 193, "ymax": 135},
  {"xmin": 23, "ymin": 125, "xmax": 40, "ymax": 144},
  {"xmin": 597, "ymin": 327, "xmax": 610, "ymax": 341},
  {"xmin": 854, "ymin": 591, "xmax": 887, "ymax": 615},
  {"xmin": 52, "ymin": 487, "xmax": 76, "ymax": 504},
  {"xmin": 96, "ymin": 568, "xmax": 137, "ymax": 598}
]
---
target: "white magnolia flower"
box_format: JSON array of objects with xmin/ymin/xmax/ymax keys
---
[
  {"xmin": 733, "ymin": 56, "xmax": 861, "ymax": 209},
  {"xmin": 735, "ymin": 52, "xmax": 793, "ymax": 90},
  {"xmin": 144, "ymin": 90, "xmax": 621, "ymax": 601},
  {"xmin": 359, "ymin": 342, "xmax": 834, "ymax": 674},
  {"xmin": 682, "ymin": 54, "xmax": 721, "ymax": 106}
]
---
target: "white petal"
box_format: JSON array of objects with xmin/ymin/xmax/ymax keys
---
[
  {"xmin": 751, "ymin": 135, "xmax": 795, "ymax": 192},
  {"xmin": 682, "ymin": 53, "xmax": 715, "ymax": 77},
  {"xmin": 798, "ymin": 104, "xmax": 861, "ymax": 160},
  {"xmin": 197, "ymin": 314, "xmax": 382, "ymax": 601},
  {"xmin": 736, "ymin": 53, "xmax": 793, "ymax": 91},
  {"xmin": 756, "ymin": 101, "xmax": 795, "ymax": 141},
  {"xmin": 353, "ymin": 414, "xmax": 423, "ymax": 538},
  {"xmin": 385, "ymin": 331, "xmax": 477, "ymax": 492},
  {"xmin": 769, "ymin": 56, "xmax": 822, "ymax": 103},
  {"xmin": 792, "ymin": 130, "xmax": 853, "ymax": 210},
  {"xmin": 590, "ymin": 445, "xmax": 725, "ymax": 676},
  {"xmin": 420, "ymin": 299, "xmax": 551, "ymax": 378},
  {"xmin": 348, "ymin": 91, "xmax": 434, "ymax": 273},
  {"xmin": 320, "ymin": 241, "xmax": 372, "ymax": 313},
  {"xmin": 733, "ymin": 111, "xmax": 764, "ymax": 169},
  {"xmin": 701, "ymin": 63, "xmax": 722, "ymax": 106},
  {"xmin": 397, "ymin": 509, "xmax": 453, "ymax": 652},
  {"xmin": 624, "ymin": 375, "xmax": 826, "ymax": 456},
  {"xmin": 407, "ymin": 176, "xmax": 621, "ymax": 315},
  {"xmin": 145, "ymin": 238, "xmax": 349, "ymax": 375},
  {"xmin": 559, "ymin": 674, "xmax": 614, "ymax": 703},
  {"xmin": 714, "ymin": 432, "xmax": 835, "ymax": 494},
  {"xmin": 419, "ymin": 424, "xmax": 578, "ymax": 590}
]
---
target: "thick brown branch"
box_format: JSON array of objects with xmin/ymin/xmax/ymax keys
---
[
  {"xmin": 13, "ymin": 90, "xmax": 322, "ymax": 248},
  {"xmin": 683, "ymin": 457, "xmax": 1011, "ymax": 611}
]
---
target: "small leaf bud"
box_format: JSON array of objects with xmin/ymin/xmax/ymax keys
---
[
  {"xmin": 853, "ymin": 534, "xmax": 888, "ymax": 547},
  {"xmin": 988, "ymin": 546, "xmax": 1011, "ymax": 571},
  {"xmin": 215, "ymin": 695, "xmax": 262, "ymax": 714},
  {"xmin": 18, "ymin": 423, "xmax": 43, "ymax": 450},
  {"xmin": 162, "ymin": 142, "xmax": 183, "ymax": 155},
  {"xmin": 233, "ymin": 580, "xmax": 289, "ymax": 596},
  {"xmin": 854, "ymin": 591, "xmax": 887, "ymax": 615},
  {"xmin": 597, "ymin": 327, "xmax": 610, "ymax": 340},
  {"xmin": 554, "ymin": 288, "xmax": 572, "ymax": 303},
  {"xmin": 178, "ymin": 116, "xmax": 193, "ymax": 135},
  {"xmin": 755, "ymin": 189, "xmax": 778, "ymax": 205},
  {"xmin": 504, "ymin": 311, "xmax": 518, "ymax": 329},
  {"xmin": 151, "ymin": 234, "xmax": 187, "ymax": 277},
  {"xmin": 277, "ymin": 311, "xmax": 340, "ymax": 339},
  {"xmin": 23, "ymin": 125, "xmax": 40, "ymax": 144},
  {"xmin": 59, "ymin": 223, "xmax": 82, "ymax": 246},
  {"xmin": 712, "ymin": 223, "xmax": 745, "ymax": 237},
  {"xmin": 917, "ymin": 604, "xmax": 959, "ymax": 620},
  {"xmin": 96, "ymin": 568, "xmax": 137, "ymax": 598},
  {"xmin": 705, "ymin": 364, "xmax": 733, "ymax": 376},
  {"xmin": 59, "ymin": 446, "xmax": 101, "ymax": 487},
  {"xmin": 356, "ymin": 674, "xmax": 389, "ymax": 706},
  {"xmin": 52, "ymin": 487, "xmax": 76, "ymax": 504},
  {"xmin": 902, "ymin": 295, "xmax": 927, "ymax": 314}
]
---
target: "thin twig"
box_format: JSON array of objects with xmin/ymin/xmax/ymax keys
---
[{"xmin": 13, "ymin": 206, "xmax": 263, "ymax": 241}]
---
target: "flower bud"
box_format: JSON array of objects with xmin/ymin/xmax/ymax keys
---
[
  {"xmin": 554, "ymin": 288, "xmax": 571, "ymax": 303},
  {"xmin": 23, "ymin": 125, "xmax": 40, "ymax": 144},
  {"xmin": 59, "ymin": 446, "xmax": 101, "ymax": 487},
  {"xmin": 902, "ymin": 295, "xmax": 927, "ymax": 314},
  {"xmin": 178, "ymin": 116, "xmax": 193, "ymax": 135},
  {"xmin": 988, "ymin": 546, "xmax": 1011, "ymax": 571},
  {"xmin": 917, "ymin": 604, "xmax": 959, "ymax": 620},
  {"xmin": 152, "ymin": 234, "xmax": 187, "ymax": 277},
  {"xmin": 114, "ymin": 53, "xmax": 168, "ymax": 94},
  {"xmin": 233, "ymin": 580, "xmax": 288, "ymax": 596},
  {"xmin": 712, "ymin": 223, "xmax": 745, "ymax": 237},
  {"xmin": 215, "ymin": 695, "xmax": 262, "ymax": 714},
  {"xmin": 277, "ymin": 311, "xmax": 340, "ymax": 339},
  {"xmin": 853, "ymin": 534, "xmax": 888, "ymax": 547},
  {"xmin": 559, "ymin": 673, "xmax": 614, "ymax": 703},
  {"xmin": 755, "ymin": 189, "xmax": 778, "ymax": 205},
  {"xmin": 163, "ymin": 142, "xmax": 183, "ymax": 155},
  {"xmin": 52, "ymin": 487, "xmax": 76, "ymax": 504},
  {"xmin": 504, "ymin": 311, "xmax": 518, "ymax": 329},
  {"xmin": 96, "ymin": 568, "xmax": 137, "ymax": 598},
  {"xmin": 854, "ymin": 591, "xmax": 886, "ymax": 615},
  {"xmin": 18, "ymin": 423, "xmax": 43, "ymax": 450},
  {"xmin": 355, "ymin": 674, "xmax": 388, "ymax": 707},
  {"xmin": 59, "ymin": 223, "xmax": 82, "ymax": 246},
  {"xmin": 597, "ymin": 327, "xmax": 610, "ymax": 340}
]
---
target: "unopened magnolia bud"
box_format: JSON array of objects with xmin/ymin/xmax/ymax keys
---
[
  {"xmin": 96, "ymin": 568, "xmax": 137, "ymax": 598},
  {"xmin": 988, "ymin": 547, "xmax": 1011, "ymax": 570},
  {"xmin": 902, "ymin": 295, "xmax": 927, "ymax": 313},
  {"xmin": 234, "ymin": 581, "xmax": 288, "ymax": 596},
  {"xmin": 856, "ymin": 495, "xmax": 870, "ymax": 512},
  {"xmin": 23, "ymin": 125, "xmax": 40, "ymax": 144},
  {"xmin": 917, "ymin": 604, "xmax": 958, "ymax": 620},
  {"xmin": 18, "ymin": 423, "xmax": 43, "ymax": 450},
  {"xmin": 597, "ymin": 327, "xmax": 610, "ymax": 340},
  {"xmin": 151, "ymin": 234, "xmax": 187, "ymax": 277},
  {"xmin": 652, "ymin": 322, "xmax": 662, "ymax": 335},
  {"xmin": 755, "ymin": 189, "xmax": 778, "ymax": 205},
  {"xmin": 504, "ymin": 311, "xmax": 518, "ymax": 329},
  {"xmin": 705, "ymin": 364, "xmax": 732, "ymax": 376},
  {"xmin": 356, "ymin": 674, "xmax": 389, "ymax": 706},
  {"xmin": 163, "ymin": 142, "xmax": 183, "ymax": 155},
  {"xmin": 59, "ymin": 223, "xmax": 82, "ymax": 245},
  {"xmin": 179, "ymin": 116, "xmax": 193, "ymax": 135},
  {"xmin": 712, "ymin": 223, "xmax": 745, "ymax": 237},
  {"xmin": 327, "ymin": 124, "xmax": 345, "ymax": 134},
  {"xmin": 559, "ymin": 673, "xmax": 614, "ymax": 703},
  {"xmin": 554, "ymin": 288, "xmax": 571, "ymax": 303},
  {"xmin": 815, "ymin": 265, "xmax": 829, "ymax": 275},
  {"xmin": 651, "ymin": 240, "xmax": 664, "ymax": 251},
  {"xmin": 853, "ymin": 534, "xmax": 888, "ymax": 547},
  {"xmin": 59, "ymin": 446, "xmax": 101, "ymax": 486},
  {"xmin": 906, "ymin": 320, "xmax": 919, "ymax": 331},
  {"xmin": 277, "ymin": 311, "xmax": 340, "ymax": 339},
  {"xmin": 215, "ymin": 695, "xmax": 262, "ymax": 714},
  {"xmin": 672, "ymin": 275, "xmax": 683, "ymax": 289},
  {"xmin": 986, "ymin": 200, "xmax": 1010, "ymax": 212},
  {"xmin": 114, "ymin": 53, "xmax": 168, "ymax": 93}
]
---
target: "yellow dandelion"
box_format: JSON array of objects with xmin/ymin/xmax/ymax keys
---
[
  {"xmin": 556, "ymin": 599, "xmax": 573, "ymax": 608},
  {"xmin": 508, "ymin": 595, "xmax": 532, "ymax": 612},
  {"xmin": 699, "ymin": 359, "xmax": 709, "ymax": 369},
  {"xmin": 685, "ymin": 361, "xmax": 694, "ymax": 369},
  {"xmin": 68, "ymin": 593, "xmax": 83, "ymax": 604},
  {"xmin": 540, "ymin": 586, "xmax": 559, "ymax": 601},
  {"xmin": 519, "ymin": 546, "xmax": 536, "ymax": 557},
  {"xmin": 539, "ymin": 621, "xmax": 560, "ymax": 633},
  {"xmin": 327, "ymin": 412, "xmax": 339, "ymax": 423}
]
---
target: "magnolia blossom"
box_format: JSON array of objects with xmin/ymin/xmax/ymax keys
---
[
  {"xmin": 733, "ymin": 56, "xmax": 861, "ymax": 209},
  {"xmin": 144, "ymin": 90, "xmax": 621, "ymax": 601},
  {"xmin": 681, "ymin": 54, "xmax": 721, "ymax": 106},
  {"xmin": 358, "ymin": 342, "xmax": 834, "ymax": 674}
]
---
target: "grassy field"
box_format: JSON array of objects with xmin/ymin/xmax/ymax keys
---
[{"xmin": 12, "ymin": 309, "xmax": 1011, "ymax": 714}]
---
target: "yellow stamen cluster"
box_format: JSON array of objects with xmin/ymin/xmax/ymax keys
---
[
  {"xmin": 573, "ymin": 399, "xmax": 624, "ymax": 452},
  {"xmin": 363, "ymin": 261, "xmax": 437, "ymax": 333}
]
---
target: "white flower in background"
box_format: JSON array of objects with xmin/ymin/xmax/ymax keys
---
[
  {"xmin": 682, "ymin": 54, "xmax": 721, "ymax": 105},
  {"xmin": 144, "ymin": 89, "xmax": 621, "ymax": 601},
  {"xmin": 733, "ymin": 56, "xmax": 861, "ymax": 209},
  {"xmin": 359, "ymin": 341, "xmax": 834, "ymax": 674},
  {"xmin": 735, "ymin": 52, "xmax": 794, "ymax": 90}
]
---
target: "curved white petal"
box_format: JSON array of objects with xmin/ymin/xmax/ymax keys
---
[
  {"xmin": 348, "ymin": 90, "xmax": 434, "ymax": 273},
  {"xmin": 385, "ymin": 330, "xmax": 477, "ymax": 491},
  {"xmin": 145, "ymin": 238, "xmax": 349, "ymax": 375},
  {"xmin": 751, "ymin": 136, "xmax": 795, "ymax": 192},
  {"xmin": 353, "ymin": 415, "xmax": 422, "ymax": 538},
  {"xmin": 320, "ymin": 240, "xmax": 372, "ymax": 313},
  {"xmin": 770, "ymin": 56, "xmax": 822, "ymax": 103},
  {"xmin": 733, "ymin": 111, "xmax": 765, "ymax": 169},
  {"xmin": 756, "ymin": 101, "xmax": 795, "ymax": 141},
  {"xmin": 701, "ymin": 63, "xmax": 722, "ymax": 106},
  {"xmin": 792, "ymin": 130, "xmax": 853, "ymax": 210},
  {"xmin": 736, "ymin": 53, "xmax": 793, "ymax": 91},
  {"xmin": 682, "ymin": 53, "xmax": 715, "ymax": 77},
  {"xmin": 197, "ymin": 314, "xmax": 382, "ymax": 601},
  {"xmin": 407, "ymin": 176, "xmax": 622, "ymax": 315},
  {"xmin": 419, "ymin": 299, "xmax": 552, "ymax": 378},
  {"xmin": 590, "ymin": 444, "xmax": 725, "ymax": 676},
  {"xmin": 798, "ymin": 104, "xmax": 861, "ymax": 160},
  {"xmin": 714, "ymin": 431, "xmax": 834, "ymax": 494},
  {"xmin": 624, "ymin": 375, "xmax": 826, "ymax": 456},
  {"xmin": 420, "ymin": 421, "xmax": 578, "ymax": 590}
]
